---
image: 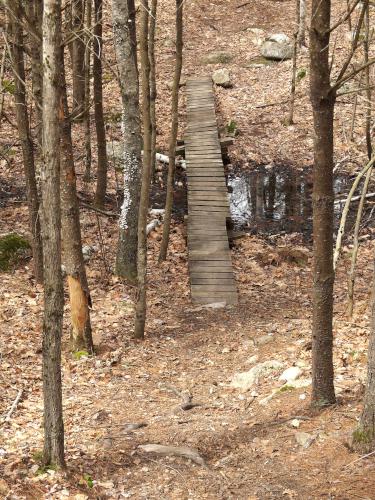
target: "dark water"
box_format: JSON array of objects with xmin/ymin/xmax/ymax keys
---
[{"xmin": 227, "ymin": 164, "xmax": 375, "ymax": 239}]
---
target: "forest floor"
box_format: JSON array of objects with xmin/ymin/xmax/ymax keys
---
[{"xmin": 1, "ymin": 0, "xmax": 375, "ymax": 498}]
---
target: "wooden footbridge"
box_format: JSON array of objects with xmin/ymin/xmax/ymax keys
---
[{"xmin": 185, "ymin": 77, "xmax": 238, "ymax": 305}]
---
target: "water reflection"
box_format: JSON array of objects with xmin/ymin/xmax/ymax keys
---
[{"xmin": 228, "ymin": 166, "xmax": 353, "ymax": 238}]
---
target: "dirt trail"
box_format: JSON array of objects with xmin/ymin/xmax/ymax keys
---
[{"xmin": 1, "ymin": 0, "xmax": 375, "ymax": 499}]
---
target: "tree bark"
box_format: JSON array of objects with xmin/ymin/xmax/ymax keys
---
[
  {"xmin": 60, "ymin": 48, "xmax": 94, "ymax": 354},
  {"xmin": 7, "ymin": 3, "xmax": 44, "ymax": 284},
  {"xmin": 72, "ymin": 0, "xmax": 85, "ymax": 119},
  {"xmin": 25, "ymin": 0, "xmax": 43, "ymax": 147},
  {"xmin": 134, "ymin": 0, "xmax": 152, "ymax": 339},
  {"xmin": 297, "ymin": 0, "xmax": 306, "ymax": 47},
  {"xmin": 149, "ymin": 0, "xmax": 157, "ymax": 180},
  {"xmin": 83, "ymin": 0, "xmax": 92, "ymax": 181},
  {"xmin": 159, "ymin": 0, "xmax": 183, "ymax": 261},
  {"xmin": 309, "ymin": 0, "xmax": 336, "ymax": 406},
  {"xmin": 364, "ymin": 3, "xmax": 372, "ymax": 160},
  {"xmin": 112, "ymin": 0, "xmax": 142, "ymax": 283},
  {"xmin": 93, "ymin": 0, "xmax": 108, "ymax": 207},
  {"xmin": 40, "ymin": 0, "xmax": 65, "ymax": 467},
  {"xmin": 354, "ymin": 258, "xmax": 375, "ymax": 451}
]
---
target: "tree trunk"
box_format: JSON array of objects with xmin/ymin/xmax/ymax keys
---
[
  {"xmin": 364, "ymin": 3, "xmax": 372, "ymax": 160},
  {"xmin": 149, "ymin": 0, "xmax": 157, "ymax": 180},
  {"xmin": 134, "ymin": 0, "xmax": 152, "ymax": 339},
  {"xmin": 60, "ymin": 49, "xmax": 94, "ymax": 355},
  {"xmin": 25, "ymin": 0, "xmax": 43, "ymax": 147},
  {"xmin": 354, "ymin": 258, "xmax": 375, "ymax": 451},
  {"xmin": 93, "ymin": 0, "xmax": 108, "ymax": 207},
  {"xmin": 72, "ymin": 0, "xmax": 85, "ymax": 119},
  {"xmin": 309, "ymin": 0, "xmax": 336, "ymax": 406},
  {"xmin": 159, "ymin": 0, "xmax": 183, "ymax": 261},
  {"xmin": 112, "ymin": 0, "xmax": 142, "ymax": 283},
  {"xmin": 297, "ymin": 0, "xmax": 306, "ymax": 47},
  {"xmin": 7, "ymin": 1, "xmax": 44, "ymax": 284},
  {"xmin": 83, "ymin": 0, "xmax": 92, "ymax": 181},
  {"xmin": 40, "ymin": 0, "xmax": 65, "ymax": 467}
]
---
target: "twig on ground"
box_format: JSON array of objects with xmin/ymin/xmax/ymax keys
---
[{"xmin": 2, "ymin": 389, "xmax": 23, "ymax": 423}]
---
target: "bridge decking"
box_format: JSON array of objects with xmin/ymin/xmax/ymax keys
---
[{"xmin": 185, "ymin": 77, "xmax": 238, "ymax": 305}]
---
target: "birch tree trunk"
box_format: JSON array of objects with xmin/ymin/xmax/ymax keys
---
[
  {"xmin": 159, "ymin": 0, "xmax": 183, "ymax": 261},
  {"xmin": 310, "ymin": 0, "xmax": 336, "ymax": 406},
  {"xmin": 134, "ymin": 0, "xmax": 152, "ymax": 339},
  {"xmin": 7, "ymin": 2, "xmax": 44, "ymax": 283},
  {"xmin": 40, "ymin": 0, "xmax": 65, "ymax": 467},
  {"xmin": 112, "ymin": 0, "xmax": 142, "ymax": 283},
  {"xmin": 93, "ymin": 0, "xmax": 108, "ymax": 207},
  {"xmin": 60, "ymin": 48, "xmax": 94, "ymax": 355}
]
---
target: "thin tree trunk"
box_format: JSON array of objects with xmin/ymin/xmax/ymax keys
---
[
  {"xmin": 26, "ymin": 0, "xmax": 43, "ymax": 147},
  {"xmin": 354, "ymin": 256, "xmax": 375, "ymax": 451},
  {"xmin": 112, "ymin": 0, "xmax": 142, "ymax": 283},
  {"xmin": 93, "ymin": 0, "xmax": 108, "ymax": 207},
  {"xmin": 40, "ymin": 0, "xmax": 65, "ymax": 467},
  {"xmin": 310, "ymin": 0, "xmax": 336, "ymax": 406},
  {"xmin": 7, "ymin": 2, "xmax": 44, "ymax": 284},
  {"xmin": 364, "ymin": 3, "xmax": 372, "ymax": 160},
  {"xmin": 149, "ymin": 0, "xmax": 157, "ymax": 180},
  {"xmin": 159, "ymin": 0, "xmax": 183, "ymax": 261},
  {"xmin": 60, "ymin": 48, "xmax": 94, "ymax": 354},
  {"xmin": 347, "ymin": 166, "xmax": 373, "ymax": 317},
  {"xmin": 287, "ymin": 31, "xmax": 298, "ymax": 125},
  {"xmin": 297, "ymin": 0, "xmax": 306, "ymax": 47},
  {"xmin": 134, "ymin": 0, "xmax": 152, "ymax": 339},
  {"xmin": 83, "ymin": 0, "xmax": 92, "ymax": 181},
  {"xmin": 72, "ymin": 0, "xmax": 85, "ymax": 119}
]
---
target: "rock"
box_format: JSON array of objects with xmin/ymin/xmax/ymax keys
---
[
  {"xmin": 256, "ymin": 335, "xmax": 274, "ymax": 346},
  {"xmin": 231, "ymin": 360, "xmax": 283, "ymax": 392},
  {"xmin": 212, "ymin": 68, "xmax": 232, "ymax": 88},
  {"xmin": 290, "ymin": 419, "xmax": 301, "ymax": 428},
  {"xmin": 82, "ymin": 245, "xmax": 95, "ymax": 262},
  {"xmin": 246, "ymin": 354, "xmax": 259, "ymax": 365},
  {"xmin": 295, "ymin": 432, "xmax": 316, "ymax": 449},
  {"xmin": 201, "ymin": 51, "xmax": 233, "ymax": 65},
  {"xmin": 279, "ymin": 366, "xmax": 303, "ymax": 382},
  {"xmin": 287, "ymin": 378, "xmax": 312, "ymax": 389},
  {"xmin": 261, "ymin": 33, "xmax": 293, "ymax": 61},
  {"xmin": 247, "ymin": 27, "xmax": 265, "ymax": 46}
]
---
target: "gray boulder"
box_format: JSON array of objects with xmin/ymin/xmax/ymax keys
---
[
  {"xmin": 212, "ymin": 68, "xmax": 232, "ymax": 88},
  {"xmin": 261, "ymin": 33, "xmax": 293, "ymax": 61}
]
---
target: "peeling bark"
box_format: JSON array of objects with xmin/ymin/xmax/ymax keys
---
[
  {"xmin": 112, "ymin": 0, "xmax": 142, "ymax": 283},
  {"xmin": 60, "ymin": 49, "xmax": 94, "ymax": 354}
]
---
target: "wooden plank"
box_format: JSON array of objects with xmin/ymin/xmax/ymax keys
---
[{"xmin": 185, "ymin": 76, "xmax": 237, "ymax": 305}]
